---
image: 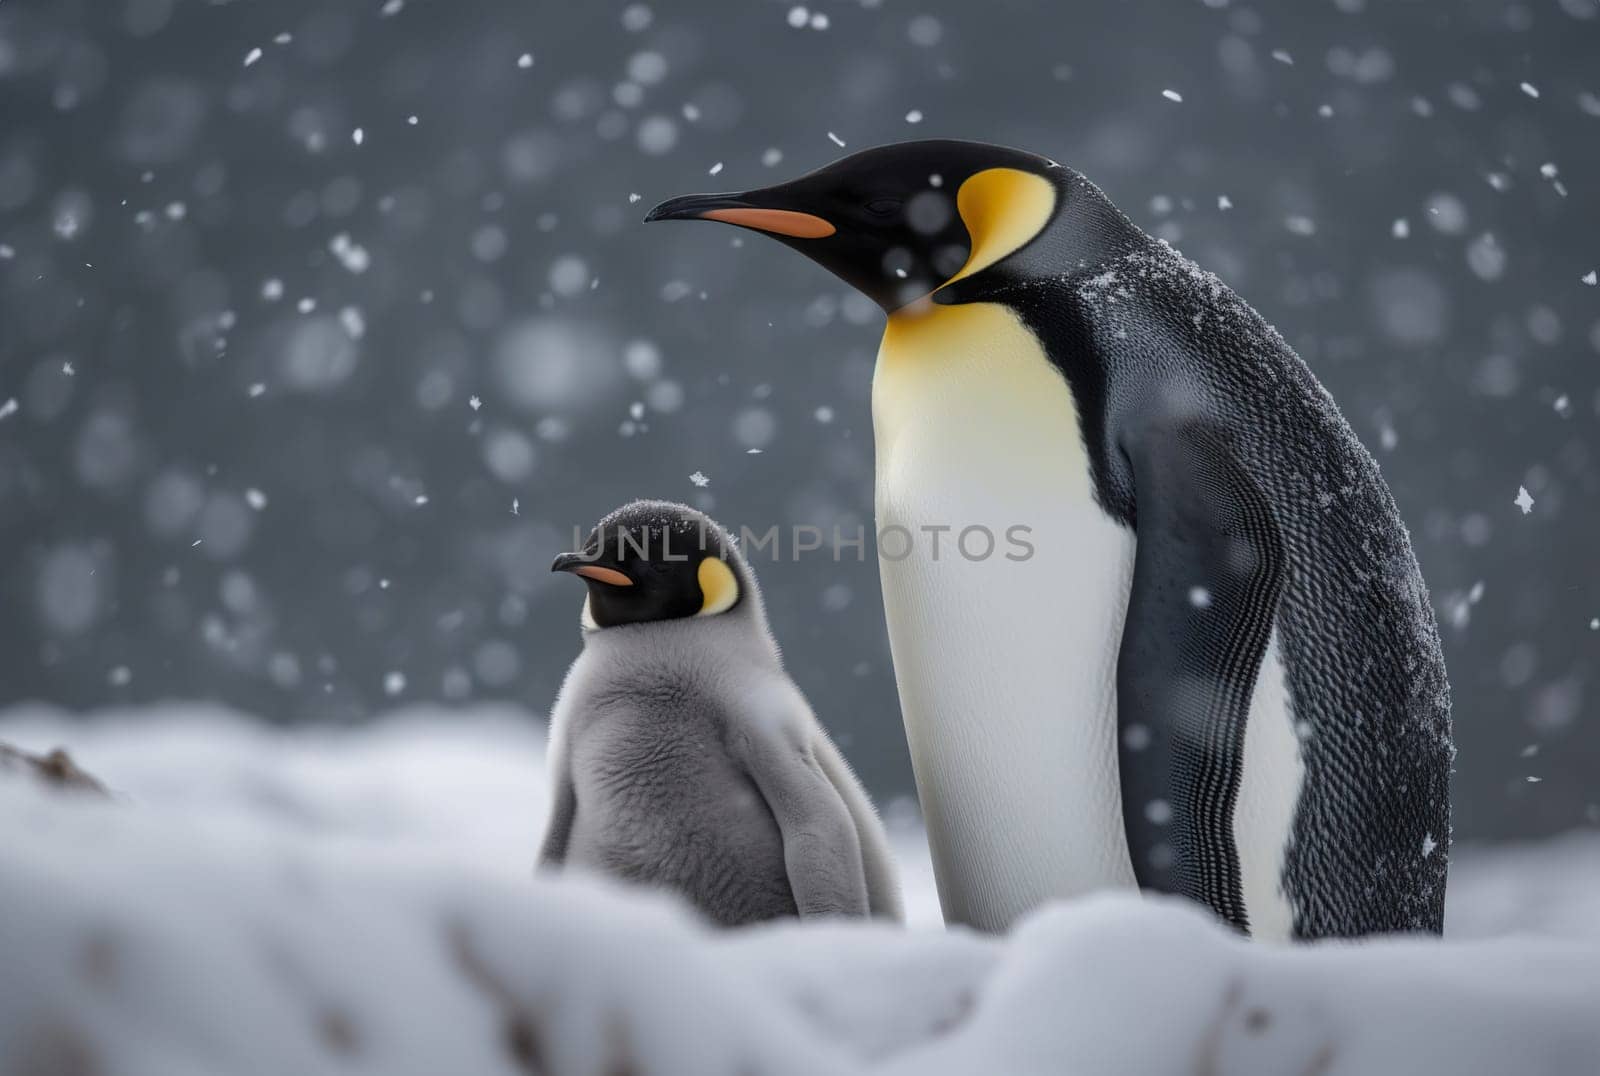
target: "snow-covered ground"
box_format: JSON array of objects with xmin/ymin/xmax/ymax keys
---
[{"xmin": 2, "ymin": 705, "xmax": 1597, "ymax": 1075}]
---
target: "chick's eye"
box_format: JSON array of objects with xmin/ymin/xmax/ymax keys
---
[{"xmin": 865, "ymin": 197, "xmax": 903, "ymax": 217}]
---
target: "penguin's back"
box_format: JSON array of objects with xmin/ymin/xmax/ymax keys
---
[
  {"xmin": 1017, "ymin": 236, "xmax": 1452, "ymax": 937},
  {"xmin": 559, "ymin": 653, "xmax": 799, "ymax": 927}
]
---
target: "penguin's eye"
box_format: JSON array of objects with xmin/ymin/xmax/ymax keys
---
[{"xmin": 865, "ymin": 197, "xmax": 903, "ymax": 218}]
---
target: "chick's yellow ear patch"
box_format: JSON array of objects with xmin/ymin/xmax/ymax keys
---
[
  {"xmin": 943, "ymin": 168, "xmax": 1057, "ymax": 287},
  {"xmin": 697, "ymin": 557, "xmax": 740, "ymax": 615}
]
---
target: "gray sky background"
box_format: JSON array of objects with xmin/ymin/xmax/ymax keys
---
[{"xmin": 1, "ymin": 0, "xmax": 1596, "ymax": 841}]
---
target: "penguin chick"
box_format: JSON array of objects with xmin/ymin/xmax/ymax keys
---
[{"xmin": 537, "ymin": 500, "xmax": 902, "ymax": 927}]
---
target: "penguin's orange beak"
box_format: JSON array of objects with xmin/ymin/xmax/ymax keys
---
[
  {"xmin": 644, "ymin": 194, "xmax": 835, "ymax": 239},
  {"xmin": 551, "ymin": 552, "xmax": 633, "ymax": 587}
]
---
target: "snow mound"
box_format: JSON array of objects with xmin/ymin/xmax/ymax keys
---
[{"xmin": 2, "ymin": 706, "xmax": 1598, "ymax": 1075}]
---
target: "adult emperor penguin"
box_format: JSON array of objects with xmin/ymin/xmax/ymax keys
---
[
  {"xmin": 646, "ymin": 140, "xmax": 1452, "ymax": 940},
  {"xmin": 538, "ymin": 500, "xmax": 902, "ymax": 927}
]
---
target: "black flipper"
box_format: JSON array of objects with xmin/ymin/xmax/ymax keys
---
[{"xmin": 1116, "ymin": 418, "xmax": 1285, "ymax": 932}]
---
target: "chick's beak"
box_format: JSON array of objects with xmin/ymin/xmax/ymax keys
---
[
  {"xmin": 551, "ymin": 552, "xmax": 633, "ymax": 587},
  {"xmin": 644, "ymin": 192, "xmax": 835, "ymax": 238}
]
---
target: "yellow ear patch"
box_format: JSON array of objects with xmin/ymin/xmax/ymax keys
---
[
  {"xmin": 696, "ymin": 557, "xmax": 740, "ymax": 616},
  {"xmin": 941, "ymin": 167, "xmax": 1057, "ymax": 288}
]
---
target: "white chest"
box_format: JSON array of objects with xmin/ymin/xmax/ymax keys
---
[{"xmin": 872, "ymin": 302, "xmax": 1138, "ymax": 931}]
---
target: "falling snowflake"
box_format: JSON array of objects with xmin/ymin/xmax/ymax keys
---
[
  {"xmin": 1161, "ymin": 89, "xmax": 1183, "ymax": 103},
  {"xmin": 827, "ymin": 131, "xmax": 845, "ymax": 147},
  {"xmin": 905, "ymin": 109, "xmax": 924, "ymax": 124},
  {"xmin": 338, "ymin": 306, "xmax": 366, "ymax": 340},
  {"xmin": 328, "ymin": 233, "xmax": 370, "ymax": 274},
  {"xmin": 245, "ymin": 488, "xmax": 268, "ymax": 510},
  {"xmin": 1583, "ymin": 270, "xmax": 1597, "ymax": 286},
  {"xmin": 708, "ymin": 161, "xmax": 723, "ymax": 176},
  {"xmin": 511, "ymin": 498, "xmax": 520, "ymax": 516},
  {"xmin": 1519, "ymin": 81, "xmax": 1539, "ymax": 99},
  {"xmin": 0, "ymin": 398, "xmax": 17, "ymax": 421},
  {"xmin": 1217, "ymin": 194, "xmax": 1232, "ymax": 210},
  {"xmin": 1514, "ymin": 486, "xmax": 1534, "ymax": 515},
  {"xmin": 517, "ymin": 53, "xmax": 534, "ymax": 69},
  {"xmin": 384, "ymin": 671, "xmax": 407, "ymax": 696},
  {"xmin": 469, "ymin": 395, "xmax": 482, "ymax": 411},
  {"xmin": 352, "ymin": 127, "xmax": 364, "ymax": 146},
  {"xmin": 243, "ymin": 47, "xmax": 263, "ymax": 67},
  {"xmin": 61, "ymin": 361, "xmax": 75, "ymax": 376},
  {"xmin": 689, "ymin": 470, "xmax": 710, "ymax": 488}
]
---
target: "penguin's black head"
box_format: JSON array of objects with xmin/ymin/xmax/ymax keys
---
[
  {"xmin": 645, "ymin": 139, "xmax": 1061, "ymax": 312},
  {"xmin": 552, "ymin": 500, "xmax": 745, "ymax": 630}
]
